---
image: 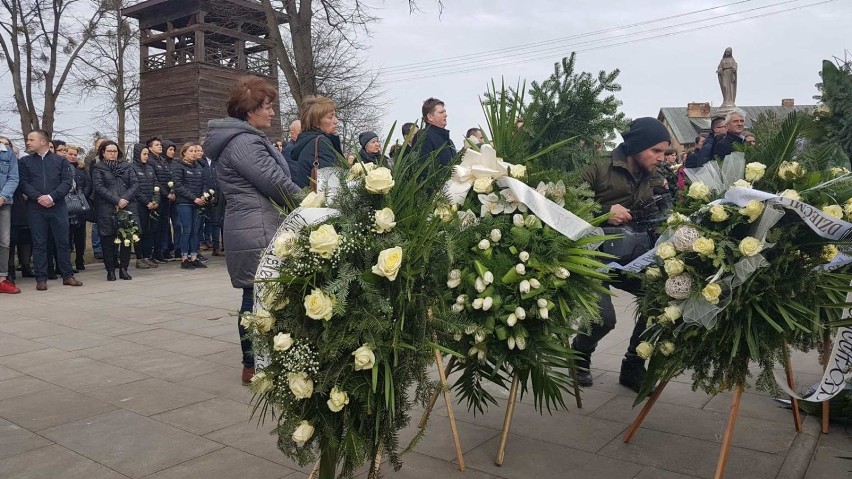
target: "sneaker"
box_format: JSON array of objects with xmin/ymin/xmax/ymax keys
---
[
  {"xmin": 135, "ymin": 259, "xmax": 151, "ymax": 269},
  {"xmin": 191, "ymin": 259, "xmax": 207, "ymax": 268},
  {"xmin": 180, "ymin": 259, "xmax": 195, "ymax": 270},
  {"xmin": 197, "ymin": 254, "xmax": 208, "ymax": 262},
  {"xmin": 575, "ymin": 369, "xmax": 593, "ymax": 387},
  {"xmin": 146, "ymin": 258, "xmax": 159, "ymax": 268},
  {"xmin": 0, "ymin": 279, "xmax": 21, "ymax": 294},
  {"xmin": 619, "ymin": 358, "xmax": 647, "ymax": 393}
]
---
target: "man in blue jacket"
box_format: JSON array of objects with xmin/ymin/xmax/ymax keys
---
[
  {"xmin": 0, "ymin": 136, "xmax": 20, "ymax": 293},
  {"xmin": 414, "ymin": 97, "xmax": 456, "ymax": 167},
  {"xmin": 18, "ymin": 130, "xmax": 83, "ymax": 290}
]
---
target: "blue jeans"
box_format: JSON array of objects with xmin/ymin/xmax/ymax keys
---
[
  {"xmin": 176, "ymin": 204, "xmax": 199, "ymax": 256},
  {"xmin": 28, "ymin": 203, "xmax": 74, "ymax": 281},
  {"xmin": 91, "ymin": 223, "xmax": 102, "ymax": 254},
  {"xmin": 155, "ymin": 197, "xmax": 170, "ymax": 254}
]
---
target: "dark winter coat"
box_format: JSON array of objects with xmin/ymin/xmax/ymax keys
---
[
  {"xmin": 290, "ymin": 129, "xmax": 343, "ymax": 188},
  {"xmin": 69, "ymin": 161, "xmax": 94, "ymax": 223},
  {"xmin": 18, "ymin": 150, "xmax": 74, "ymax": 208},
  {"xmin": 711, "ymin": 132, "xmax": 745, "ymax": 160},
  {"xmin": 172, "ymin": 159, "xmax": 206, "ymax": 205},
  {"xmin": 130, "ymin": 144, "xmax": 159, "ymax": 215},
  {"xmin": 205, "ymin": 117, "xmax": 301, "ymax": 289},
  {"xmin": 413, "ymin": 125, "xmax": 457, "ymax": 167},
  {"xmin": 148, "ymin": 152, "xmax": 172, "ymax": 198},
  {"xmin": 358, "ymin": 148, "xmax": 387, "ymax": 165},
  {"xmin": 91, "ymin": 160, "xmax": 139, "ymax": 236}
]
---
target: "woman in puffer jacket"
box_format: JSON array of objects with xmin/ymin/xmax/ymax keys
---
[
  {"xmin": 130, "ymin": 143, "xmax": 160, "ymax": 270},
  {"xmin": 172, "ymin": 142, "xmax": 208, "ymax": 270},
  {"xmin": 92, "ymin": 140, "xmax": 138, "ymax": 281}
]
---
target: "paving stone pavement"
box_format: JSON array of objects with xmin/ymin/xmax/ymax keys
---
[{"xmin": 0, "ymin": 258, "xmax": 849, "ymax": 478}]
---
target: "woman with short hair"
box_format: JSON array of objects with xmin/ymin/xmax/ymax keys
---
[
  {"xmin": 92, "ymin": 140, "xmax": 138, "ymax": 281},
  {"xmin": 205, "ymin": 75, "xmax": 302, "ymax": 384},
  {"xmin": 130, "ymin": 143, "xmax": 160, "ymax": 270},
  {"xmin": 172, "ymin": 143, "xmax": 208, "ymax": 270},
  {"xmin": 290, "ymin": 95, "xmax": 343, "ymax": 188}
]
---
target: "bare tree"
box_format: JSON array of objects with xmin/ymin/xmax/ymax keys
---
[
  {"xmin": 0, "ymin": 0, "xmax": 103, "ymax": 135},
  {"xmin": 73, "ymin": 0, "xmax": 139, "ymax": 147}
]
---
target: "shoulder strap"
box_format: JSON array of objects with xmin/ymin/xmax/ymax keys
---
[{"xmin": 310, "ymin": 137, "xmax": 321, "ymax": 193}]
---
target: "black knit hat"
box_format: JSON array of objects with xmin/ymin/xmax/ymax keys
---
[
  {"xmin": 359, "ymin": 131, "xmax": 378, "ymax": 149},
  {"xmin": 621, "ymin": 117, "xmax": 671, "ymax": 156}
]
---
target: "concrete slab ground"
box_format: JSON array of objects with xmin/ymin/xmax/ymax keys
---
[{"xmin": 0, "ymin": 259, "xmax": 848, "ymax": 478}]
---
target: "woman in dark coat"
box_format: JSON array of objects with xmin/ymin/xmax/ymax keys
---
[
  {"xmin": 64, "ymin": 145, "xmax": 92, "ymax": 271},
  {"xmin": 130, "ymin": 143, "xmax": 160, "ymax": 270},
  {"xmin": 172, "ymin": 142, "xmax": 208, "ymax": 270},
  {"xmin": 205, "ymin": 75, "xmax": 302, "ymax": 384},
  {"xmin": 91, "ymin": 140, "xmax": 138, "ymax": 281},
  {"xmin": 289, "ymin": 95, "xmax": 343, "ymax": 188},
  {"xmin": 357, "ymin": 130, "xmax": 389, "ymax": 165}
]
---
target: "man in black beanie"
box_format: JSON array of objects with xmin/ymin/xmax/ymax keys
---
[{"xmin": 573, "ymin": 117, "xmax": 672, "ymax": 392}]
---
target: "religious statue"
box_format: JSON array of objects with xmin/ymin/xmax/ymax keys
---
[{"xmin": 717, "ymin": 47, "xmax": 738, "ymax": 108}]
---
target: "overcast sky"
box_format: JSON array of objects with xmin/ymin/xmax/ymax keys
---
[{"xmin": 1, "ymin": 0, "xmax": 850, "ymax": 149}]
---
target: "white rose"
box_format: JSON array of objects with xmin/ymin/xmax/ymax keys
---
[
  {"xmin": 288, "ymin": 371, "xmax": 314, "ymax": 399},
  {"xmin": 778, "ymin": 189, "xmax": 801, "ymax": 201},
  {"xmin": 478, "ymin": 239, "xmax": 491, "ymax": 250},
  {"xmin": 153, "ymin": 186, "xmax": 160, "ymax": 193},
  {"xmin": 364, "ymin": 167, "xmax": 395, "ymax": 194},
  {"xmin": 132, "ymin": 234, "xmax": 140, "ymax": 242},
  {"xmin": 309, "ymin": 224, "xmax": 340, "ymax": 258},
  {"xmin": 664, "ymin": 258, "xmax": 685, "ymax": 276},
  {"xmin": 822, "ymin": 244, "xmax": 840, "ymax": 262},
  {"xmin": 529, "ymin": 278, "xmax": 541, "ymax": 289},
  {"xmin": 209, "ymin": 189, "xmax": 215, "ymax": 195},
  {"xmin": 513, "ymin": 214, "xmax": 525, "ymax": 227},
  {"xmin": 273, "ymin": 231, "xmax": 299, "ymax": 259},
  {"xmin": 273, "ymin": 332, "xmax": 294, "ymax": 351},
  {"xmin": 702, "ymin": 282, "xmax": 722, "ymax": 304},
  {"xmin": 506, "ymin": 313, "xmax": 517, "ymax": 327},
  {"xmin": 646, "ymin": 267, "xmax": 661, "ymax": 278},
  {"xmin": 662, "ymin": 305, "xmax": 681, "ymax": 323},
  {"xmin": 509, "ymin": 164, "xmax": 527, "ymax": 178},
  {"xmin": 490, "ymin": 228, "xmax": 502, "ymax": 243},
  {"xmin": 655, "ymin": 242, "xmax": 676, "ymax": 260},
  {"xmin": 709, "ymin": 205, "xmax": 729, "ymax": 222},
  {"xmin": 472, "ymin": 298, "xmax": 484, "ymax": 310},
  {"xmin": 167, "ymin": 181, "xmax": 174, "ymax": 188},
  {"xmin": 352, "ymin": 344, "xmax": 376, "ymax": 371},
  {"xmin": 372, "ymin": 246, "xmax": 403, "ymax": 281},
  {"xmin": 659, "ymin": 341, "xmax": 676, "ymax": 357},
  {"xmin": 687, "ymin": 181, "xmax": 710, "ymax": 200},
  {"xmin": 739, "ymin": 200, "xmax": 764, "ymax": 222},
  {"xmin": 744, "ymin": 162, "xmax": 767, "ymax": 182},
  {"xmin": 347, "ymin": 162, "xmax": 368, "ymax": 180},
  {"xmin": 692, "ymin": 237, "xmax": 715, "ymax": 256},
  {"xmin": 249, "ymin": 371, "xmax": 273, "ymax": 394},
  {"xmin": 434, "ymin": 204, "xmax": 454, "ymax": 222},
  {"xmin": 300, "ymin": 191, "xmax": 325, "ymax": 208},
  {"xmin": 292, "ymin": 421, "xmax": 314, "ymax": 447},
  {"xmin": 515, "ymin": 263, "xmax": 526, "ymax": 275},
  {"xmin": 515, "ymin": 306, "xmax": 526, "ymax": 320},
  {"xmin": 203, "ymin": 192, "xmax": 211, "ymax": 198},
  {"xmin": 823, "ymin": 204, "xmax": 843, "ymax": 219},
  {"xmin": 636, "ymin": 342, "xmax": 654, "ymax": 360},
  {"xmin": 123, "ymin": 239, "xmax": 131, "ymax": 247},
  {"xmin": 519, "ymin": 280, "xmax": 531, "ymax": 293},
  {"xmin": 483, "ymin": 271, "xmax": 494, "ymax": 284},
  {"xmin": 327, "ymin": 386, "xmax": 350, "ymax": 412},
  {"xmin": 374, "ymin": 208, "xmax": 397, "ymax": 233},
  {"xmin": 519, "ymin": 251, "xmax": 530, "ymax": 262},
  {"xmin": 732, "ymin": 179, "xmax": 752, "ymax": 189},
  {"xmin": 778, "ymin": 161, "xmax": 804, "ymax": 181},
  {"xmin": 304, "ymin": 289, "xmax": 334, "ymax": 321},
  {"xmin": 472, "ymin": 177, "xmax": 493, "ymax": 194},
  {"xmin": 482, "ymin": 297, "xmax": 494, "ymax": 311},
  {"xmin": 738, "ymin": 237, "xmax": 763, "ymax": 257},
  {"xmin": 667, "ymin": 212, "xmax": 689, "ymax": 225}
]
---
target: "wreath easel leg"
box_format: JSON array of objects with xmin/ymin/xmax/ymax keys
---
[
  {"xmin": 713, "ymin": 383, "xmax": 744, "ymax": 479},
  {"xmin": 495, "ymin": 372, "xmax": 520, "ymax": 466},
  {"xmin": 418, "ymin": 356, "xmax": 457, "ymax": 429},
  {"xmin": 432, "ymin": 350, "xmax": 465, "ymax": 471},
  {"xmin": 821, "ymin": 332, "xmax": 831, "ymax": 434},
  {"xmin": 623, "ymin": 380, "xmax": 668, "ymax": 443},
  {"xmin": 783, "ymin": 343, "xmax": 802, "ymax": 432}
]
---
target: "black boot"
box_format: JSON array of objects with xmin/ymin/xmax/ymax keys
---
[
  {"xmin": 107, "ymin": 270, "xmax": 116, "ymax": 281},
  {"xmin": 118, "ymin": 268, "xmax": 132, "ymax": 280},
  {"xmin": 618, "ymin": 357, "xmax": 647, "ymax": 393}
]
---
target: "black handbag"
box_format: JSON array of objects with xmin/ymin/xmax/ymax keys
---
[{"xmin": 66, "ymin": 179, "xmax": 91, "ymax": 216}]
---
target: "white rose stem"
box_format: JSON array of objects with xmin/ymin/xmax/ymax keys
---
[
  {"xmin": 782, "ymin": 343, "xmax": 803, "ymax": 432},
  {"xmin": 494, "ymin": 371, "xmax": 520, "ymax": 466}
]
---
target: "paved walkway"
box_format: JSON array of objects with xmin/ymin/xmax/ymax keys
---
[{"xmin": 0, "ymin": 258, "xmax": 848, "ymax": 478}]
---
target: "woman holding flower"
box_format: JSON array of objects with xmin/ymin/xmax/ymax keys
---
[
  {"xmin": 130, "ymin": 143, "xmax": 160, "ymax": 270},
  {"xmin": 172, "ymin": 143, "xmax": 208, "ymax": 270},
  {"xmin": 92, "ymin": 140, "xmax": 138, "ymax": 281},
  {"xmin": 205, "ymin": 76, "xmax": 302, "ymax": 384}
]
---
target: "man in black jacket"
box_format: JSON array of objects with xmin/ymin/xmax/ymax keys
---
[
  {"xmin": 711, "ymin": 109, "xmax": 746, "ymax": 160},
  {"xmin": 18, "ymin": 130, "xmax": 83, "ymax": 290},
  {"xmin": 414, "ymin": 97, "xmax": 456, "ymax": 167}
]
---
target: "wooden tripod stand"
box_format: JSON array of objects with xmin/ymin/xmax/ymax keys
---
[
  {"xmin": 623, "ymin": 349, "xmax": 802, "ymax": 479},
  {"xmin": 416, "ymin": 351, "xmax": 466, "ymax": 471}
]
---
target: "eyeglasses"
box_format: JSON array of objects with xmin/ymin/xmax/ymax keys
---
[{"xmin": 104, "ymin": 149, "xmax": 119, "ymax": 153}]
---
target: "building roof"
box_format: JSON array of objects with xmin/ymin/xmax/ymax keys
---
[{"xmin": 658, "ymin": 105, "xmax": 815, "ymax": 145}]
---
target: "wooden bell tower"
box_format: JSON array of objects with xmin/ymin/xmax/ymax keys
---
[{"xmin": 124, "ymin": 0, "xmax": 286, "ymax": 146}]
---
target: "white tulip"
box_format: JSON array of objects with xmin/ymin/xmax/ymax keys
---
[
  {"xmin": 507, "ymin": 337, "xmax": 516, "ymax": 350},
  {"xmin": 478, "ymin": 239, "xmax": 491, "ymax": 250},
  {"xmin": 519, "ymin": 251, "xmax": 530, "ymax": 262},
  {"xmin": 513, "ymin": 214, "xmax": 525, "ymax": 227},
  {"xmin": 515, "ymin": 307, "xmax": 526, "ymax": 320},
  {"xmin": 515, "ymin": 264, "xmax": 526, "ymax": 275},
  {"xmin": 519, "ymin": 280, "xmax": 531, "ymax": 294},
  {"xmin": 539, "ymin": 307, "xmax": 549, "ymax": 319},
  {"xmin": 482, "ymin": 297, "xmax": 494, "ymax": 311},
  {"xmin": 451, "ymin": 303, "xmax": 464, "ymax": 313},
  {"xmin": 456, "ymin": 295, "xmax": 467, "ymax": 305},
  {"xmin": 506, "ymin": 313, "xmax": 517, "ymax": 326},
  {"xmin": 529, "ymin": 278, "xmax": 541, "ymax": 289},
  {"xmin": 475, "ymin": 277, "xmax": 487, "ymax": 292},
  {"xmin": 483, "ymin": 271, "xmax": 494, "ymax": 285},
  {"xmin": 537, "ymin": 298, "xmax": 548, "ymax": 308},
  {"xmin": 474, "ymin": 332, "xmax": 485, "ymax": 343},
  {"xmin": 472, "ymin": 298, "xmax": 484, "ymax": 310},
  {"xmin": 490, "ymin": 228, "xmax": 502, "ymax": 243},
  {"xmin": 555, "ymin": 267, "xmax": 570, "ymax": 279}
]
